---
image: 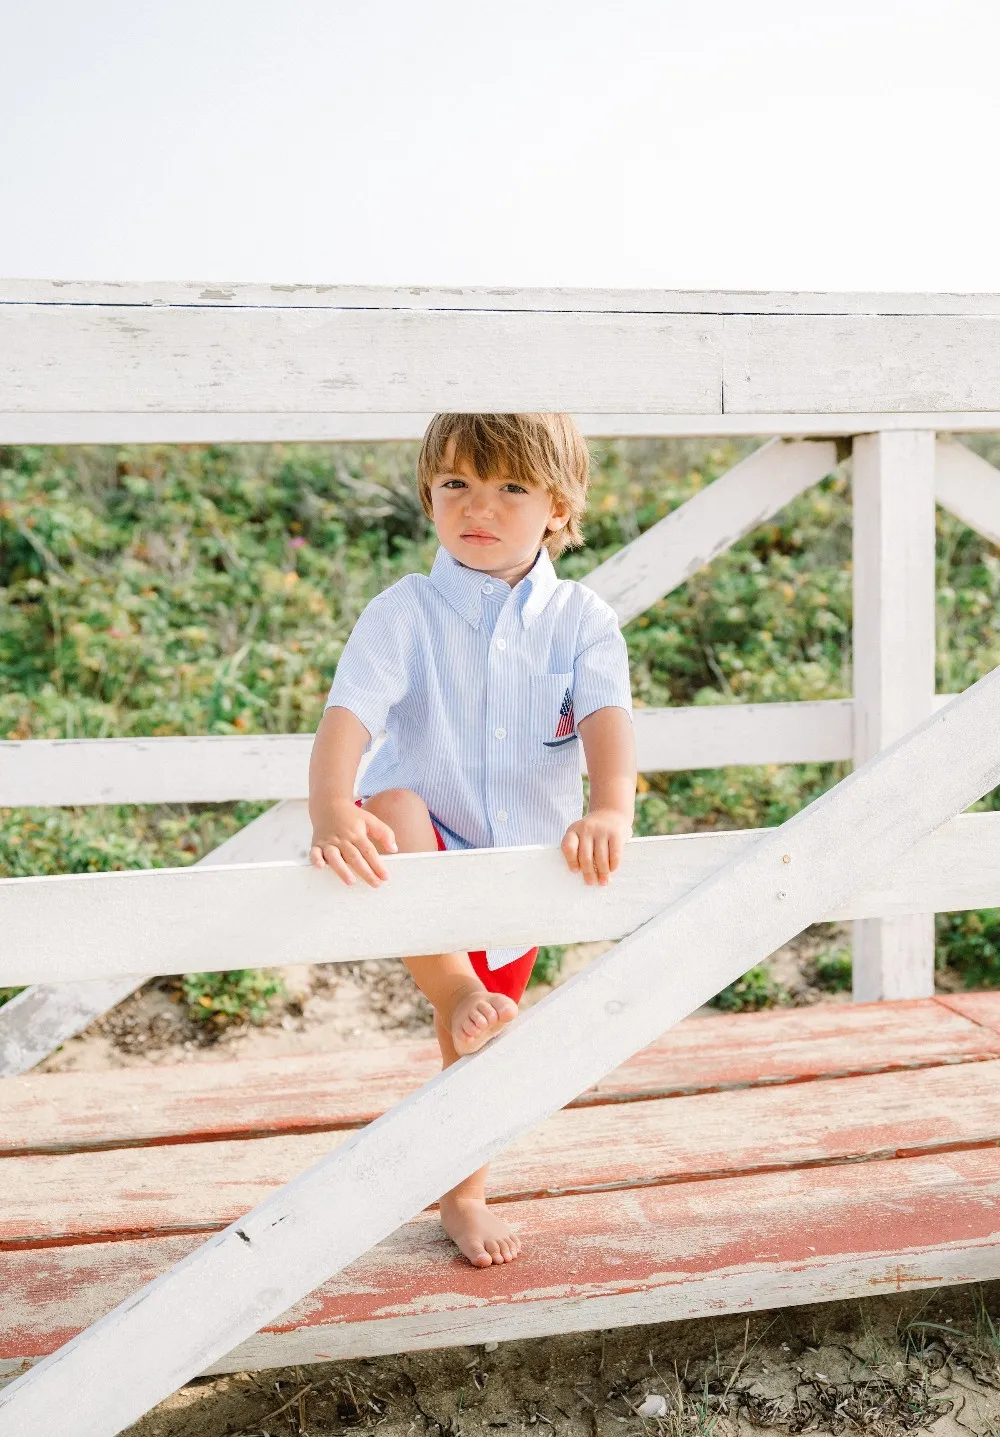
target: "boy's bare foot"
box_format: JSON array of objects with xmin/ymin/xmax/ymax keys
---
[
  {"xmin": 450, "ymin": 990, "xmax": 518, "ymax": 1055},
  {"xmin": 439, "ymin": 1193, "xmax": 522, "ymax": 1267}
]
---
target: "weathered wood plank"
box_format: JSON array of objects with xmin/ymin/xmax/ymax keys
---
[
  {"xmin": 724, "ymin": 316, "xmax": 1000, "ymax": 413},
  {"xmin": 3, "ymin": 999, "xmax": 998, "ymax": 1158},
  {"xmin": 0, "ymin": 307, "xmax": 722, "ymax": 415},
  {"xmin": 5, "ymin": 809, "xmax": 1000, "ymax": 988},
  {"xmin": 935, "ymin": 992, "xmax": 1000, "ymax": 1037},
  {"xmin": 8, "ymin": 412, "xmax": 1000, "ymax": 444},
  {"xmin": 0, "ymin": 699, "xmax": 859, "ymax": 808},
  {"xmin": 3, "ymin": 1149, "xmax": 1000, "ymax": 1380},
  {"xmin": 6, "ymin": 695, "xmax": 962, "ymax": 810},
  {"xmin": 583, "ymin": 439, "xmax": 836, "ymax": 624},
  {"xmin": 4, "ymin": 280, "xmax": 1000, "ymax": 313},
  {"xmin": 5, "ymin": 1060, "xmax": 1000, "ymax": 1247},
  {"xmin": 0, "ymin": 800, "xmax": 306, "ymax": 1078},
  {"xmin": 4, "ymin": 662, "xmax": 999, "ymax": 1432},
  {"xmin": 852, "ymin": 431, "xmax": 937, "ymax": 1000},
  {"xmin": 935, "ymin": 438, "xmax": 1000, "ymax": 548}
]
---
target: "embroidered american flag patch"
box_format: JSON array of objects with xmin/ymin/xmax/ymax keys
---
[{"xmin": 543, "ymin": 687, "xmax": 577, "ymax": 747}]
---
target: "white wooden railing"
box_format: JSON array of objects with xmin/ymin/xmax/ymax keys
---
[
  {"xmin": 2, "ymin": 287, "xmax": 1000, "ymax": 1075},
  {"xmin": 2, "ymin": 284, "xmax": 1000, "ymax": 1431}
]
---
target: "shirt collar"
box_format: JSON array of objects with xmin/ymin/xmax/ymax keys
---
[{"xmin": 428, "ymin": 545, "xmax": 559, "ymax": 630}]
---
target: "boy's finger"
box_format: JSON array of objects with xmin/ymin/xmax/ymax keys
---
[
  {"xmin": 594, "ymin": 835, "xmax": 611, "ymax": 884},
  {"xmin": 358, "ymin": 836, "xmax": 390, "ymax": 881},
  {"xmin": 340, "ymin": 841, "xmax": 383, "ymax": 888},
  {"xmin": 562, "ymin": 831, "xmax": 580, "ymax": 869},
  {"xmin": 577, "ymin": 833, "xmax": 595, "ymax": 885},
  {"xmin": 322, "ymin": 844, "xmax": 356, "ymax": 886},
  {"xmin": 368, "ymin": 816, "xmax": 398, "ymax": 853}
]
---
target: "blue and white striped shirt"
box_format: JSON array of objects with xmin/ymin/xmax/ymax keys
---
[{"xmin": 324, "ymin": 544, "xmax": 633, "ymax": 967}]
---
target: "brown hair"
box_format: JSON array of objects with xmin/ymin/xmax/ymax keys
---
[{"xmin": 416, "ymin": 413, "xmax": 590, "ymax": 559}]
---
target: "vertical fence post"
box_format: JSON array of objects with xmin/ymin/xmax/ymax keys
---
[{"xmin": 851, "ymin": 430, "xmax": 937, "ymax": 1000}]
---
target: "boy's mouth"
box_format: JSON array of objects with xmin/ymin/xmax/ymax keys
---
[{"xmin": 461, "ymin": 531, "xmax": 500, "ymax": 544}]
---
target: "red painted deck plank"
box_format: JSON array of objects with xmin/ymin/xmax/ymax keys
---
[
  {"xmin": 3, "ymin": 998, "xmax": 999, "ymax": 1157},
  {"xmin": 4, "ymin": 1149, "xmax": 1000, "ymax": 1375},
  {"xmin": 5, "ymin": 1060, "xmax": 1000, "ymax": 1248},
  {"xmin": 936, "ymin": 991, "xmax": 1000, "ymax": 1036}
]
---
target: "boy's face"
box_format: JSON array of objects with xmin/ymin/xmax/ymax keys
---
[{"xmin": 430, "ymin": 436, "xmax": 570, "ymax": 584}]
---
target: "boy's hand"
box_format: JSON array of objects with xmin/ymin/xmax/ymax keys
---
[
  {"xmin": 310, "ymin": 799, "xmax": 397, "ymax": 888},
  {"xmin": 561, "ymin": 809, "xmax": 632, "ymax": 887}
]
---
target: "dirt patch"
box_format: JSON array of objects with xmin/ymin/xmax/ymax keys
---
[
  {"xmin": 35, "ymin": 929, "xmax": 849, "ymax": 1075},
  {"xmin": 125, "ymin": 1286, "xmax": 1000, "ymax": 1437}
]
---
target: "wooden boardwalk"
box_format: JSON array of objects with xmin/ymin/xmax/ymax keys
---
[{"xmin": 3, "ymin": 993, "xmax": 1000, "ymax": 1384}]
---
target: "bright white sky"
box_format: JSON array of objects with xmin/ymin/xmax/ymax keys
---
[{"xmin": 2, "ymin": 0, "xmax": 999, "ymax": 291}]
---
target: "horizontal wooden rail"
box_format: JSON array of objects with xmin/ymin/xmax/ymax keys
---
[
  {"xmin": 9, "ymin": 412, "xmax": 1000, "ymax": 443},
  {"xmin": 2, "ymin": 806, "xmax": 998, "ymax": 989},
  {"xmin": 1, "ymin": 697, "xmax": 961, "ymax": 810},
  {"xmin": 0, "ymin": 799, "xmax": 308, "ymax": 1077},
  {"xmin": 3, "ymin": 285, "xmax": 1000, "ymax": 425},
  {"xmin": 0, "ymin": 698, "xmax": 862, "ymax": 808}
]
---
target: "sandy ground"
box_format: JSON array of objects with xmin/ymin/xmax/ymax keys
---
[
  {"xmin": 127, "ymin": 1287, "xmax": 1000, "ymax": 1437},
  {"xmin": 21, "ymin": 935, "xmax": 1000, "ymax": 1434},
  {"xmin": 35, "ymin": 927, "xmax": 847, "ymax": 1074}
]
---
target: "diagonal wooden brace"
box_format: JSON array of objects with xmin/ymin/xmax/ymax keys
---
[{"xmin": 3, "ymin": 662, "xmax": 1000, "ymax": 1435}]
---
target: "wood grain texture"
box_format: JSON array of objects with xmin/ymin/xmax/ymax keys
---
[
  {"xmin": 5, "ymin": 809, "xmax": 1000, "ymax": 988},
  {"xmin": 0, "ymin": 700, "xmax": 858, "ymax": 808},
  {"xmin": 4, "ymin": 281, "xmax": 1000, "ymax": 312},
  {"xmin": 6, "ymin": 1059, "xmax": 1000, "ymax": 1247},
  {"xmin": 935, "ymin": 438, "xmax": 1000, "ymax": 547},
  {"xmin": 936, "ymin": 992, "xmax": 1000, "ymax": 1037},
  {"xmin": 852, "ymin": 432, "xmax": 937, "ymax": 1001},
  {"xmin": 3, "ymin": 998, "xmax": 999, "ymax": 1158},
  {"xmin": 583, "ymin": 439, "xmax": 836, "ymax": 624},
  {"xmin": 4, "ymin": 1149, "xmax": 1000, "ymax": 1377},
  {"xmin": 725, "ymin": 316, "xmax": 1000, "ymax": 413},
  {"xmin": 8, "ymin": 412, "xmax": 1000, "ymax": 444},
  {"xmin": 0, "ymin": 800, "xmax": 305, "ymax": 1078},
  {"xmin": 0, "ymin": 307, "xmax": 722, "ymax": 415},
  {"xmin": 4, "ymin": 587, "xmax": 1000, "ymax": 1432}
]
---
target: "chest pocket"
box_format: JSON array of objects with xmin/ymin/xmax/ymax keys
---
[{"xmin": 530, "ymin": 671, "xmax": 579, "ymax": 766}]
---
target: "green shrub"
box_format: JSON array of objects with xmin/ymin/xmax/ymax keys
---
[
  {"xmin": 813, "ymin": 947, "xmax": 853, "ymax": 992},
  {"xmin": 529, "ymin": 945, "xmax": 565, "ymax": 986},
  {"xmin": 712, "ymin": 964, "xmax": 787, "ymax": 1012},
  {"xmin": 180, "ymin": 968, "xmax": 286, "ymax": 1026},
  {"xmin": 0, "ymin": 988, "xmax": 23, "ymax": 1009},
  {"xmin": 937, "ymin": 910, "xmax": 1000, "ymax": 989},
  {"xmin": 5, "ymin": 434, "xmax": 1000, "ymax": 1022}
]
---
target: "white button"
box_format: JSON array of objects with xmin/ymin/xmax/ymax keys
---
[
  {"xmin": 494, "ymin": 726, "xmax": 506, "ymax": 739},
  {"xmin": 497, "ymin": 809, "xmax": 508, "ymax": 822},
  {"xmin": 496, "ymin": 638, "xmax": 507, "ymax": 651},
  {"xmin": 482, "ymin": 583, "xmax": 494, "ymax": 594}
]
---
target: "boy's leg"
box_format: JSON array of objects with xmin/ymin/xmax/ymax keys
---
[
  {"xmin": 359, "ymin": 789, "xmax": 521, "ymax": 1266},
  {"xmin": 359, "ymin": 789, "xmax": 518, "ymax": 1056}
]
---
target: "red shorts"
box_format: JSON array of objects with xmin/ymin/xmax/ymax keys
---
[{"xmin": 354, "ymin": 798, "xmax": 539, "ymax": 1002}]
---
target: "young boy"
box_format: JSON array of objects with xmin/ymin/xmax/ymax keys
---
[{"xmin": 308, "ymin": 413, "xmax": 636, "ymax": 1269}]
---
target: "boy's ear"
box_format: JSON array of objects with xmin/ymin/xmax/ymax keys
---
[{"xmin": 546, "ymin": 500, "xmax": 571, "ymax": 532}]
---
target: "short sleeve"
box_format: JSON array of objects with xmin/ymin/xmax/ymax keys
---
[
  {"xmin": 572, "ymin": 598, "xmax": 633, "ymax": 724},
  {"xmin": 324, "ymin": 594, "xmax": 411, "ymax": 746}
]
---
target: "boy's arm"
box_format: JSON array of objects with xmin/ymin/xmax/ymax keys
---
[
  {"xmin": 578, "ymin": 705, "xmax": 636, "ymax": 822},
  {"xmin": 308, "ymin": 705, "xmax": 369, "ymax": 825},
  {"xmin": 308, "ymin": 705, "xmax": 397, "ymax": 885},
  {"xmin": 562, "ymin": 705, "xmax": 636, "ymax": 888}
]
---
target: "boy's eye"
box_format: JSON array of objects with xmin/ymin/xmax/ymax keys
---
[{"xmin": 501, "ymin": 483, "xmax": 528, "ymax": 494}]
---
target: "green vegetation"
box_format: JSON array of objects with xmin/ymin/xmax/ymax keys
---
[
  {"xmin": 180, "ymin": 968, "xmax": 287, "ymax": 1026},
  {"xmin": 3, "ymin": 433, "xmax": 1000, "ymax": 1024},
  {"xmin": 812, "ymin": 947, "xmax": 854, "ymax": 994}
]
